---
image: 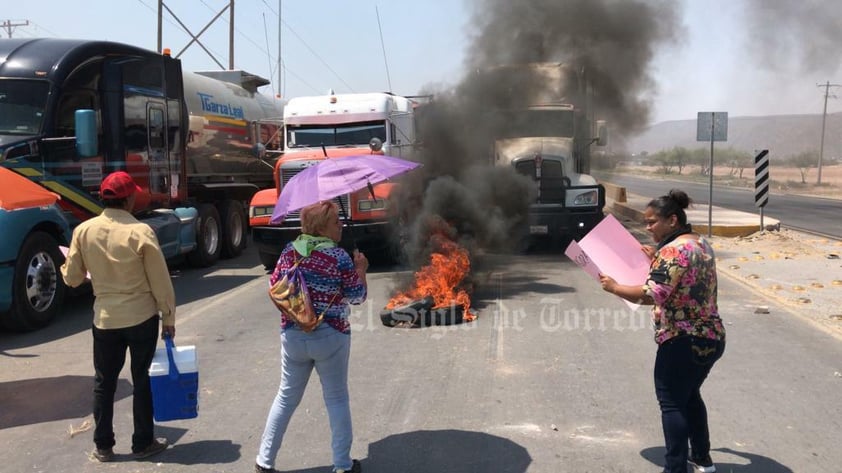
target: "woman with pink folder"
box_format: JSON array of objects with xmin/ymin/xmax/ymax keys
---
[{"xmin": 599, "ymin": 189, "xmax": 725, "ymax": 473}]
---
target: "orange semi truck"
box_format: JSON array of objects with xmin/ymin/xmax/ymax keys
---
[
  {"xmin": 0, "ymin": 38, "xmax": 282, "ymax": 330},
  {"xmin": 248, "ymin": 92, "xmax": 422, "ymax": 268}
]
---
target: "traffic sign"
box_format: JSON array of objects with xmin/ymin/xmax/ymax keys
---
[{"xmin": 697, "ymin": 112, "xmax": 728, "ymax": 141}]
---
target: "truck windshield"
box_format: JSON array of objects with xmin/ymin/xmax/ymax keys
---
[
  {"xmin": 286, "ymin": 120, "xmax": 387, "ymax": 148},
  {"xmin": 501, "ymin": 109, "xmax": 575, "ymax": 139},
  {"xmin": 0, "ymin": 80, "xmax": 49, "ymax": 135}
]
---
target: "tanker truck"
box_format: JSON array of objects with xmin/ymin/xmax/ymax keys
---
[{"xmin": 0, "ymin": 38, "xmax": 283, "ymax": 330}]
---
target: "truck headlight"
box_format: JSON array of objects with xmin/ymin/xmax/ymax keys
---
[
  {"xmin": 250, "ymin": 205, "xmax": 274, "ymax": 218},
  {"xmin": 572, "ymin": 191, "xmax": 599, "ymax": 206},
  {"xmin": 358, "ymin": 199, "xmax": 388, "ymax": 211}
]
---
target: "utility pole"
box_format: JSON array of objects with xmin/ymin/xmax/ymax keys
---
[
  {"xmin": 816, "ymin": 81, "xmax": 840, "ymax": 185},
  {"xmin": 157, "ymin": 2, "xmax": 163, "ymax": 53},
  {"xmin": 1, "ymin": 19, "xmax": 29, "ymax": 38},
  {"xmin": 228, "ymin": 0, "xmax": 234, "ymax": 70},
  {"xmin": 282, "ymin": 0, "xmax": 284, "ymax": 98}
]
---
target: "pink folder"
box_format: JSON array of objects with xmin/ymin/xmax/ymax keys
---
[{"xmin": 565, "ymin": 215, "xmax": 651, "ymax": 310}]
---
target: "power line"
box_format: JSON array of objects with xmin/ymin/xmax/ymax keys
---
[
  {"xmin": 0, "ymin": 19, "xmax": 59, "ymax": 38},
  {"xmin": 156, "ymin": 0, "xmax": 319, "ymax": 95},
  {"xmin": 1, "ymin": 19, "xmax": 29, "ymax": 38},
  {"xmin": 137, "ymin": 0, "xmax": 229, "ymax": 63},
  {"xmin": 278, "ymin": 19, "xmax": 354, "ymax": 93},
  {"xmin": 214, "ymin": 0, "xmax": 354, "ymax": 93},
  {"xmin": 28, "ymin": 21, "xmax": 61, "ymax": 37},
  {"xmin": 262, "ymin": 12, "xmax": 275, "ymax": 98},
  {"xmin": 164, "ymin": 1, "xmax": 230, "ymax": 69},
  {"xmin": 259, "ymin": 0, "xmax": 278, "ymax": 16},
  {"xmin": 196, "ymin": 0, "xmax": 328, "ymax": 94},
  {"xmin": 375, "ymin": 6, "xmax": 393, "ymax": 93},
  {"xmin": 134, "ymin": 0, "xmax": 157, "ymax": 14},
  {"xmin": 199, "ymin": 0, "xmax": 265, "ymax": 54},
  {"xmin": 816, "ymin": 81, "xmax": 840, "ymax": 185},
  {"xmin": 9, "ymin": 26, "xmax": 36, "ymax": 38}
]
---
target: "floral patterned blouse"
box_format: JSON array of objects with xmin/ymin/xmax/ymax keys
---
[{"xmin": 643, "ymin": 236, "xmax": 726, "ymax": 345}]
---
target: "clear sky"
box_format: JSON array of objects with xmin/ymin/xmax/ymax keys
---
[{"xmin": 5, "ymin": 0, "xmax": 842, "ymax": 126}]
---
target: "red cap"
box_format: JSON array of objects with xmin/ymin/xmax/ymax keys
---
[{"xmin": 100, "ymin": 171, "xmax": 142, "ymax": 199}]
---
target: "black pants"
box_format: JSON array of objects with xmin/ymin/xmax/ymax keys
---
[
  {"xmin": 92, "ymin": 315, "xmax": 159, "ymax": 453},
  {"xmin": 654, "ymin": 336, "xmax": 725, "ymax": 473}
]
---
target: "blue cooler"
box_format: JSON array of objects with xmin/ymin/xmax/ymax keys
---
[{"xmin": 149, "ymin": 336, "xmax": 198, "ymax": 422}]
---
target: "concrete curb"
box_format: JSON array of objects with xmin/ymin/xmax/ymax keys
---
[{"xmin": 609, "ymin": 193, "xmax": 780, "ymax": 238}]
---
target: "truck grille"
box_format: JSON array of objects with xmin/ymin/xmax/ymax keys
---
[
  {"xmin": 280, "ymin": 166, "xmax": 350, "ymax": 221},
  {"xmin": 515, "ymin": 158, "xmax": 567, "ymax": 204}
]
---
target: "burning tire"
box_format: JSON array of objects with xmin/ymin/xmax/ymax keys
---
[
  {"xmin": 380, "ymin": 296, "xmax": 465, "ymax": 328},
  {"xmin": 380, "ymin": 296, "xmax": 434, "ymax": 327},
  {"xmin": 424, "ymin": 304, "xmax": 465, "ymax": 326}
]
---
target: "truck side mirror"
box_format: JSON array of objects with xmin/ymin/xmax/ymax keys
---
[
  {"xmin": 596, "ymin": 120, "xmax": 608, "ymax": 147},
  {"xmin": 252, "ymin": 142, "xmax": 267, "ymax": 159},
  {"xmin": 75, "ymin": 109, "xmax": 98, "ymax": 157},
  {"xmin": 249, "ymin": 120, "xmax": 260, "ymax": 144}
]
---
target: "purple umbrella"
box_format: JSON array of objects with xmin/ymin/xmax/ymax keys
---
[{"xmin": 270, "ymin": 154, "xmax": 421, "ymax": 224}]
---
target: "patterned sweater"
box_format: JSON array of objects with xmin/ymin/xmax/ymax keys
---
[{"xmin": 270, "ymin": 243, "xmax": 366, "ymax": 334}]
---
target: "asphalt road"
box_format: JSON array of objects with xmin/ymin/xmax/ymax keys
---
[
  {"xmin": 595, "ymin": 172, "xmax": 842, "ymax": 238},
  {"xmin": 1, "ymin": 245, "xmax": 841, "ymax": 473}
]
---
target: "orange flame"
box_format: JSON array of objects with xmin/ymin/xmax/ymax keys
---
[{"xmin": 386, "ymin": 233, "xmax": 475, "ymax": 321}]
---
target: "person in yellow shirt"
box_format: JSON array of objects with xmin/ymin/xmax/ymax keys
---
[{"xmin": 61, "ymin": 171, "xmax": 175, "ymax": 462}]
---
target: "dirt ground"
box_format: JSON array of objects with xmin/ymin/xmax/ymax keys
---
[
  {"xmin": 616, "ymin": 163, "xmax": 842, "ymax": 198},
  {"xmin": 621, "ymin": 213, "xmax": 842, "ymax": 335},
  {"xmin": 708, "ymin": 229, "xmax": 842, "ymax": 331}
]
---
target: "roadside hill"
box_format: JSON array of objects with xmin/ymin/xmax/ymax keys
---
[{"xmin": 628, "ymin": 113, "xmax": 842, "ymax": 161}]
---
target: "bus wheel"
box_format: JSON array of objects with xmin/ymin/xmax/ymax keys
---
[
  {"xmin": 187, "ymin": 204, "xmax": 221, "ymax": 268},
  {"xmin": 4, "ymin": 232, "xmax": 66, "ymax": 331},
  {"xmin": 220, "ymin": 200, "xmax": 246, "ymax": 259}
]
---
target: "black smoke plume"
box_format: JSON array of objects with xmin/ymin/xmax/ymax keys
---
[{"xmin": 394, "ymin": 0, "xmax": 681, "ymax": 274}]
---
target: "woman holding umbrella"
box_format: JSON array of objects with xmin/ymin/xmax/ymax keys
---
[{"xmin": 255, "ymin": 201, "xmax": 368, "ymax": 473}]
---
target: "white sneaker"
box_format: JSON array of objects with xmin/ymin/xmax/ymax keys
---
[{"xmin": 689, "ymin": 454, "xmax": 716, "ymax": 473}]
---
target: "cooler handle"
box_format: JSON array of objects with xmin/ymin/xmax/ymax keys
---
[{"xmin": 164, "ymin": 335, "xmax": 181, "ymax": 380}]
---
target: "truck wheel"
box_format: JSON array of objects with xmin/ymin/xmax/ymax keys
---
[
  {"xmin": 259, "ymin": 251, "xmax": 279, "ymax": 271},
  {"xmin": 4, "ymin": 232, "xmax": 66, "ymax": 331},
  {"xmin": 187, "ymin": 204, "xmax": 221, "ymax": 268},
  {"xmin": 220, "ymin": 200, "xmax": 246, "ymax": 259}
]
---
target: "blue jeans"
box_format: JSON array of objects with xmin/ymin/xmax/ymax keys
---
[
  {"xmin": 257, "ymin": 324, "xmax": 353, "ymax": 471},
  {"xmin": 654, "ymin": 336, "xmax": 725, "ymax": 473}
]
